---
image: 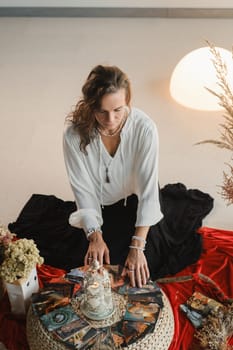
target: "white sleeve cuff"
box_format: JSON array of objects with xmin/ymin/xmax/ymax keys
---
[
  {"xmin": 136, "ymin": 200, "xmax": 163, "ymax": 227},
  {"xmin": 69, "ymin": 208, "xmax": 103, "ymax": 233}
]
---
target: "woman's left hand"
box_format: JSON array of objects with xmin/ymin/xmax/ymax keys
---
[{"xmin": 121, "ymin": 248, "xmax": 150, "ymax": 288}]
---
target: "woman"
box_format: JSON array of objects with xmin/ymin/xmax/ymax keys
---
[{"xmin": 63, "ymin": 65, "xmax": 163, "ymax": 288}]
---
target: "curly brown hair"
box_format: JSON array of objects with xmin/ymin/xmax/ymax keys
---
[{"xmin": 67, "ymin": 65, "xmax": 131, "ymax": 153}]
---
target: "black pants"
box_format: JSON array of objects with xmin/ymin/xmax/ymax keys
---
[{"xmin": 8, "ymin": 183, "xmax": 213, "ymax": 279}]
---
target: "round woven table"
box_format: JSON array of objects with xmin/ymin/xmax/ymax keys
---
[{"xmin": 27, "ymin": 289, "xmax": 174, "ymax": 350}]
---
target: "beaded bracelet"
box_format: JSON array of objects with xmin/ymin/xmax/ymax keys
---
[
  {"xmin": 86, "ymin": 227, "xmax": 103, "ymax": 240},
  {"xmin": 129, "ymin": 245, "xmax": 145, "ymax": 251},
  {"xmin": 132, "ymin": 235, "xmax": 146, "ymax": 244}
]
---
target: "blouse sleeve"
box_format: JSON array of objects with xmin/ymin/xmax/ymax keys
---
[
  {"xmin": 63, "ymin": 124, "xmax": 103, "ymax": 233},
  {"xmin": 134, "ymin": 122, "xmax": 163, "ymax": 227}
]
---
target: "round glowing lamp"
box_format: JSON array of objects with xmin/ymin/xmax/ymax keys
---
[{"xmin": 170, "ymin": 47, "xmax": 233, "ymax": 111}]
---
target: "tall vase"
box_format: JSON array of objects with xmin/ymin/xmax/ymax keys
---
[{"xmin": 4, "ymin": 267, "xmax": 39, "ymax": 315}]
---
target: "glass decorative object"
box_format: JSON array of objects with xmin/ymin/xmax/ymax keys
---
[{"xmin": 80, "ymin": 259, "xmax": 114, "ymax": 320}]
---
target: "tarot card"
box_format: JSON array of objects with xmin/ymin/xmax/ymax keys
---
[
  {"xmin": 186, "ymin": 291, "xmax": 224, "ymax": 316},
  {"xmin": 116, "ymin": 280, "xmax": 161, "ymax": 296},
  {"xmin": 44, "ymin": 275, "xmax": 82, "ymax": 297},
  {"xmin": 65, "ymin": 268, "xmax": 85, "ymax": 284},
  {"xmin": 180, "ymin": 291, "xmax": 225, "ymax": 328},
  {"xmin": 40, "ymin": 305, "xmax": 80, "ymax": 332},
  {"xmin": 64, "ymin": 325, "xmax": 98, "ymax": 349},
  {"xmin": 111, "ymin": 320, "xmax": 154, "ymax": 347},
  {"xmin": 123, "ymin": 320, "xmax": 154, "ymax": 345},
  {"xmin": 127, "ymin": 292, "xmax": 163, "ymax": 308},
  {"xmin": 110, "ymin": 322, "xmax": 125, "ymax": 348},
  {"xmin": 43, "ymin": 282, "xmax": 75, "ymax": 298},
  {"xmin": 123, "ymin": 300, "xmax": 160, "ymax": 324},
  {"xmin": 104, "ymin": 264, "xmax": 123, "ymax": 275},
  {"xmin": 87, "ymin": 327, "xmax": 118, "ymax": 350},
  {"xmin": 54, "ymin": 317, "xmax": 89, "ymax": 341},
  {"xmin": 105, "ymin": 265, "xmax": 126, "ymax": 290},
  {"xmin": 31, "ymin": 290, "xmax": 70, "ymax": 317}
]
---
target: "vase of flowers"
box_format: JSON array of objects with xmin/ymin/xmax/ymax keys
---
[{"xmin": 0, "ymin": 224, "xmax": 44, "ymax": 314}]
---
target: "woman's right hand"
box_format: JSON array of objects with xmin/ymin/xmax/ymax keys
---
[{"xmin": 84, "ymin": 232, "xmax": 110, "ymax": 266}]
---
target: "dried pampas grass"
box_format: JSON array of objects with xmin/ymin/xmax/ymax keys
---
[
  {"xmin": 195, "ymin": 303, "xmax": 233, "ymax": 350},
  {"xmin": 196, "ymin": 41, "xmax": 233, "ymax": 205}
]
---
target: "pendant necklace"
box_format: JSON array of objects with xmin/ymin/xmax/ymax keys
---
[
  {"xmin": 105, "ymin": 166, "xmax": 110, "ymax": 183},
  {"xmin": 99, "ymin": 137, "xmax": 113, "ymax": 183},
  {"xmin": 98, "ymin": 113, "xmax": 128, "ymax": 182},
  {"xmin": 103, "ymin": 159, "xmax": 112, "ymax": 183},
  {"xmin": 97, "ymin": 123, "xmax": 122, "ymax": 137}
]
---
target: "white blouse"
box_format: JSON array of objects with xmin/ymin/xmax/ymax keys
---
[{"xmin": 63, "ymin": 107, "xmax": 163, "ymax": 233}]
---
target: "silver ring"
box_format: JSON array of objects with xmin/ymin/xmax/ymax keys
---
[{"xmin": 125, "ymin": 266, "xmax": 135, "ymax": 271}]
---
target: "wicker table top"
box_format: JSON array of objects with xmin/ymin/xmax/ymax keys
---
[{"xmin": 27, "ymin": 266, "xmax": 174, "ymax": 350}]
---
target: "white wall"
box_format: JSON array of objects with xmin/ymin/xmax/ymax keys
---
[
  {"xmin": 0, "ymin": 17, "xmax": 232, "ymax": 230},
  {"xmin": 2, "ymin": 0, "xmax": 233, "ymax": 8}
]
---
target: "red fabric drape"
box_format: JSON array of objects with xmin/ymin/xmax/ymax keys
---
[
  {"xmin": 161, "ymin": 227, "xmax": 233, "ymax": 350},
  {"xmin": 0, "ymin": 227, "xmax": 232, "ymax": 350}
]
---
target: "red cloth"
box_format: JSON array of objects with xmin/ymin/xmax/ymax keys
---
[
  {"xmin": 0, "ymin": 227, "xmax": 232, "ymax": 350},
  {"xmin": 162, "ymin": 227, "xmax": 233, "ymax": 350},
  {"xmin": 0, "ymin": 265, "xmax": 65, "ymax": 350}
]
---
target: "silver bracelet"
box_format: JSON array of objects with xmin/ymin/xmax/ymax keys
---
[
  {"xmin": 129, "ymin": 245, "xmax": 145, "ymax": 251},
  {"xmin": 86, "ymin": 227, "xmax": 103, "ymax": 240},
  {"xmin": 132, "ymin": 235, "xmax": 146, "ymax": 244}
]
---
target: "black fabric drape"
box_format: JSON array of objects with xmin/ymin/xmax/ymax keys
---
[
  {"xmin": 8, "ymin": 183, "xmax": 214, "ymax": 278},
  {"xmin": 146, "ymin": 183, "xmax": 214, "ymax": 279},
  {"xmin": 8, "ymin": 195, "xmax": 88, "ymax": 270}
]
